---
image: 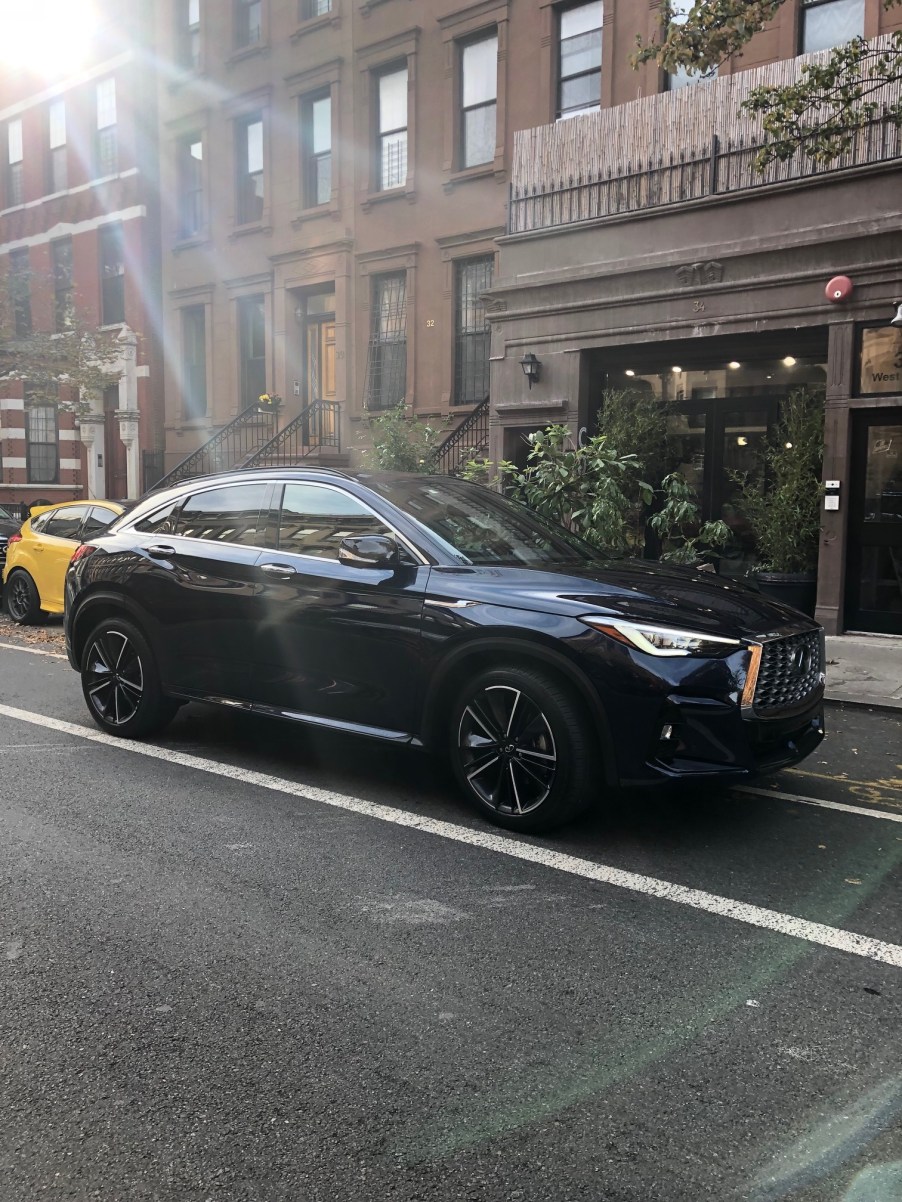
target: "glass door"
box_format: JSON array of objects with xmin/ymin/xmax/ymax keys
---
[{"xmin": 846, "ymin": 411, "xmax": 902, "ymax": 634}]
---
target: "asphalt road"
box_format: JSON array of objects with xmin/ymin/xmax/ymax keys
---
[{"xmin": 1, "ymin": 619, "xmax": 901, "ymax": 1202}]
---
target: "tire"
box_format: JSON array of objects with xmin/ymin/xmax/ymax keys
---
[
  {"xmin": 449, "ymin": 665, "xmax": 600, "ymax": 833},
  {"xmin": 80, "ymin": 617, "xmax": 179, "ymax": 738},
  {"xmin": 5, "ymin": 570, "xmax": 44, "ymax": 625}
]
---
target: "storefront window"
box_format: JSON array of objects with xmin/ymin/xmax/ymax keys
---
[
  {"xmin": 859, "ymin": 326, "xmax": 902, "ymax": 396},
  {"xmin": 601, "ymin": 349, "xmax": 827, "ymax": 574}
]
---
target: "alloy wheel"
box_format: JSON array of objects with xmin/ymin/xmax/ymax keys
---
[
  {"xmin": 7, "ymin": 574, "xmax": 34, "ymax": 622},
  {"xmin": 83, "ymin": 629, "xmax": 145, "ymax": 727},
  {"xmin": 457, "ymin": 685, "xmax": 558, "ymax": 816}
]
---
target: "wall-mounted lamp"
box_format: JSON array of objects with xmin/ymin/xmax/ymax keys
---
[
  {"xmin": 519, "ymin": 352, "xmax": 541, "ymax": 389},
  {"xmin": 891, "ymin": 300, "xmax": 902, "ymax": 329},
  {"xmin": 294, "ymin": 304, "xmax": 305, "ymax": 323}
]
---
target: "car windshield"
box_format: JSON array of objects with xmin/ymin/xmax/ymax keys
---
[{"xmin": 364, "ymin": 475, "xmax": 600, "ymax": 567}]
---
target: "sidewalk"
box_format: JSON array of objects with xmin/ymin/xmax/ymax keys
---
[{"xmin": 825, "ymin": 634, "xmax": 902, "ymax": 711}]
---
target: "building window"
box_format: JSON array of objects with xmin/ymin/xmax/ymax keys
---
[
  {"xmin": 460, "ymin": 33, "xmax": 498, "ymax": 168},
  {"xmin": 96, "ymin": 78, "xmax": 118, "ymax": 177},
  {"xmin": 178, "ymin": 0, "xmax": 201, "ymax": 69},
  {"xmin": 178, "ymin": 135, "xmax": 204, "ymax": 238},
  {"xmin": 377, "ymin": 67, "xmax": 407, "ymax": 191},
  {"xmin": 47, "ymin": 100, "xmax": 67, "ymax": 193},
  {"xmin": 51, "ymin": 239, "xmax": 73, "ymax": 331},
  {"xmin": 237, "ymin": 114, "xmax": 264, "ymax": 224},
  {"xmin": 238, "ymin": 295, "xmax": 267, "ymax": 408},
  {"xmin": 99, "ymin": 224, "xmax": 125, "ymax": 325},
  {"xmin": 557, "ymin": 1, "xmax": 603, "ymax": 119},
  {"xmin": 665, "ymin": 0, "xmax": 696, "ymax": 91},
  {"xmin": 302, "ymin": 0, "xmax": 331, "ymax": 17},
  {"xmin": 800, "ymin": 0, "xmax": 865, "ymax": 54},
  {"xmin": 6, "ymin": 119, "xmax": 23, "ymax": 207},
  {"xmin": 300, "ymin": 93, "xmax": 332, "ymax": 208},
  {"xmin": 454, "ymin": 257, "xmax": 493, "ymax": 406},
  {"xmin": 181, "ymin": 306, "xmax": 207, "ymax": 418},
  {"xmin": 9, "ymin": 248, "xmax": 32, "ymax": 337},
  {"xmin": 26, "ymin": 405, "xmax": 59, "ymax": 485},
  {"xmin": 365, "ymin": 273, "xmax": 407, "ymax": 411},
  {"xmin": 235, "ymin": 0, "xmax": 262, "ymax": 48}
]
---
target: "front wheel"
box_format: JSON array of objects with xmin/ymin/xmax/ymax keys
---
[
  {"xmin": 449, "ymin": 666, "xmax": 600, "ymax": 833},
  {"xmin": 5, "ymin": 570, "xmax": 44, "ymax": 625},
  {"xmin": 80, "ymin": 617, "xmax": 178, "ymax": 738}
]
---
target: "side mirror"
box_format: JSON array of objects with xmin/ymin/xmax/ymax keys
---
[{"xmin": 338, "ymin": 534, "xmax": 400, "ymax": 569}]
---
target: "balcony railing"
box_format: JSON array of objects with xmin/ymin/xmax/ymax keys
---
[{"xmin": 509, "ymin": 38, "xmax": 902, "ymax": 235}]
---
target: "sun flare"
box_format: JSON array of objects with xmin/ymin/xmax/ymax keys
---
[{"xmin": 0, "ymin": 0, "xmax": 99, "ymax": 79}]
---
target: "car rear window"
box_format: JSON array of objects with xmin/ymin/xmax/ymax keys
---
[
  {"xmin": 42, "ymin": 506, "xmax": 89, "ymax": 540},
  {"xmin": 82, "ymin": 506, "xmax": 120, "ymax": 538}
]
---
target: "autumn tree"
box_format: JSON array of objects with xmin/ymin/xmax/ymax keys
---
[{"xmin": 633, "ymin": 0, "xmax": 902, "ymax": 166}]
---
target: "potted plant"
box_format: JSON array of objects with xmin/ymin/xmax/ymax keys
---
[{"xmin": 734, "ymin": 386, "xmax": 825, "ymax": 615}]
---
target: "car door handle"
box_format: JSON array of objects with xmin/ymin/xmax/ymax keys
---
[
  {"xmin": 146, "ymin": 544, "xmax": 176, "ymax": 557},
  {"xmin": 260, "ymin": 562, "xmax": 298, "ymax": 578}
]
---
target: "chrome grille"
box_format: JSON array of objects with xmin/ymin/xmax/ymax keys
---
[{"xmin": 754, "ymin": 630, "xmax": 824, "ymax": 714}]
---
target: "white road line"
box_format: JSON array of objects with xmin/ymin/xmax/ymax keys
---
[
  {"xmin": 0, "ymin": 640, "xmax": 68, "ymax": 660},
  {"xmin": 1, "ymin": 701, "xmax": 901, "ymax": 970},
  {"xmin": 733, "ymin": 785, "xmax": 902, "ymax": 824}
]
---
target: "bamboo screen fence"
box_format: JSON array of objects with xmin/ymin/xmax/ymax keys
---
[{"xmin": 509, "ymin": 37, "xmax": 902, "ymax": 233}]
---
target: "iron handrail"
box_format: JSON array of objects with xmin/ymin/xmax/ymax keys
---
[
  {"xmin": 432, "ymin": 397, "xmax": 490, "ymax": 476},
  {"xmin": 245, "ymin": 399, "xmax": 341, "ymax": 467},
  {"xmin": 150, "ymin": 403, "xmax": 278, "ymax": 492}
]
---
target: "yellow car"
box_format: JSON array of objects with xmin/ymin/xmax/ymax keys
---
[{"xmin": 3, "ymin": 499, "xmax": 125, "ymax": 625}]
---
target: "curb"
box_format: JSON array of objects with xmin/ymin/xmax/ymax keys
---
[{"xmin": 823, "ymin": 696, "xmax": 902, "ymax": 717}]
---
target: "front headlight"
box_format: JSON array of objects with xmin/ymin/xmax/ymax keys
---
[{"xmin": 580, "ymin": 616, "xmax": 742, "ymax": 657}]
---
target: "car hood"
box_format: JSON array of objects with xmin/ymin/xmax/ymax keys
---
[{"xmin": 429, "ymin": 558, "xmax": 816, "ymax": 641}]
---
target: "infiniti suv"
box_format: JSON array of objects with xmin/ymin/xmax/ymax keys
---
[{"xmin": 65, "ymin": 469, "xmax": 825, "ymax": 831}]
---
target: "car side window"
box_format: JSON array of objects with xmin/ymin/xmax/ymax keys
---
[
  {"xmin": 277, "ymin": 483, "xmax": 393, "ymax": 561},
  {"xmin": 30, "ymin": 510, "xmax": 55, "ymax": 533},
  {"xmin": 43, "ymin": 506, "xmax": 90, "ymax": 540},
  {"xmin": 82, "ymin": 506, "xmax": 119, "ymax": 539},
  {"xmin": 133, "ymin": 500, "xmax": 180, "ymax": 534},
  {"xmin": 175, "ymin": 484, "xmax": 270, "ymax": 546}
]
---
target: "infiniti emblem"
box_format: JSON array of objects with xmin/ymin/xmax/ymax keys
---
[{"xmin": 791, "ymin": 645, "xmax": 814, "ymax": 676}]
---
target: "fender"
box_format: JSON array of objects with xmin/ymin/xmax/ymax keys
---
[
  {"xmin": 68, "ymin": 588, "xmax": 167, "ymax": 675},
  {"xmin": 421, "ymin": 632, "xmax": 618, "ymax": 786}
]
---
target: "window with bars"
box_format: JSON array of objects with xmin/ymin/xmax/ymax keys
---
[
  {"xmin": 461, "ymin": 33, "xmax": 498, "ymax": 168},
  {"xmin": 365, "ymin": 273, "xmax": 407, "ymax": 411},
  {"xmin": 302, "ymin": 0, "xmax": 331, "ymax": 17},
  {"xmin": 9, "ymin": 248, "xmax": 32, "ymax": 337},
  {"xmin": 377, "ymin": 67, "xmax": 408, "ymax": 191},
  {"xmin": 96, "ymin": 79, "xmax": 118, "ymax": 177},
  {"xmin": 237, "ymin": 114, "xmax": 264, "ymax": 224},
  {"xmin": 51, "ymin": 239, "xmax": 73, "ymax": 331},
  {"xmin": 100, "ymin": 224, "xmax": 125, "ymax": 325},
  {"xmin": 26, "ymin": 405, "xmax": 59, "ymax": 485},
  {"xmin": 178, "ymin": 134, "xmax": 204, "ymax": 238},
  {"xmin": 557, "ymin": 1, "xmax": 602, "ymax": 119},
  {"xmin": 235, "ymin": 0, "xmax": 262, "ymax": 47},
  {"xmin": 239, "ymin": 295, "xmax": 267, "ymax": 408},
  {"xmin": 6, "ymin": 119, "xmax": 23, "ymax": 207},
  {"xmin": 47, "ymin": 100, "xmax": 67, "ymax": 193},
  {"xmin": 454, "ymin": 257, "xmax": 493, "ymax": 406},
  {"xmin": 181, "ymin": 306, "xmax": 207, "ymax": 419},
  {"xmin": 301, "ymin": 92, "xmax": 331, "ymax": 208},
  {"xmin": 800, "ymin": 0, "xmax": 864, "ymax": 53},
  {"xmin": 179, "ymin": 0, "xmax": 201, "ymax": 69}
]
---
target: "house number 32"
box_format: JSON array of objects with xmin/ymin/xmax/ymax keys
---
[{"xmin": 425, "ymin": 319, "xmax": 436, "ymax": 327}]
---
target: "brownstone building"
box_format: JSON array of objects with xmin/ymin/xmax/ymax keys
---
[
  {"xmin": 0, "ymin": 4, "xmax": 165, "ymax": 511},
  {"xmin": 154, "ymin": 0, "xmax": 901, "ymax": 634}
]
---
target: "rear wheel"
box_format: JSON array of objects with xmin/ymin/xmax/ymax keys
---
[
  {"xmin": 5, "ymin": 570, "xmax": 43, "ymax": 625},
  {"xmin": 449, "ymin": 665, "xmax": 599, "ymax": 832},
  {"xmin": 80, "ymin": 617, "xmax": 178, "ymax": 738}
]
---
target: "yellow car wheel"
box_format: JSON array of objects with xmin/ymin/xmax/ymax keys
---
[{"xmin": 5, "ymin": 570, "xmax": 43, "ymax": 625}]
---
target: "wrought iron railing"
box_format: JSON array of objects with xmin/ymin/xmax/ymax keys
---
[
  {"xmin": 509, "ymin": 115, "xmax": 902, "ymax": 233},
  {"xmin": 432, "ymin": 397, "xmax": 490, "ymax": 476},
  {"xmin": 141, "ymin": 449, "xmax": 165, "ymax": 494},
  {"xmin": 149, "ymin": 403, "xmax": 278, "ymax": 492},
  {"xmin": 245, "ymin": 399, "xmax": 341, "ymax": 467}
]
